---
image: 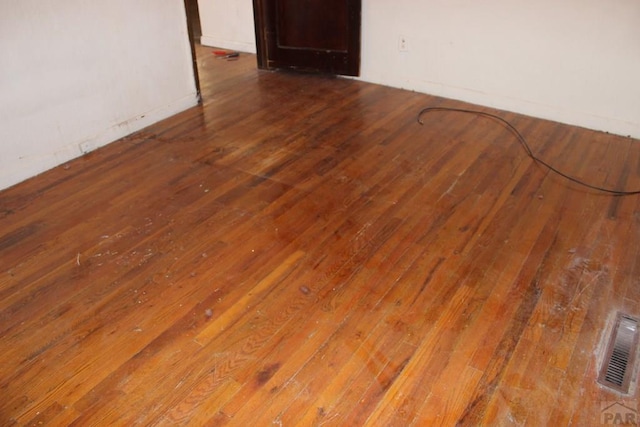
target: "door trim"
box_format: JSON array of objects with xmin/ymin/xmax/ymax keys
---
[
  {"xmin": 253, "ymin": 0, "xmax": 269, "ymax": 70},
  {"xmin": 183, "ymin": 0, "xmax": 202, "ymax": 103}
]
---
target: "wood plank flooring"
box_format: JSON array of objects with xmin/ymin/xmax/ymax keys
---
[{"xmin": 1, "ymin": 44, "xmax": 640, "ymax": 425}]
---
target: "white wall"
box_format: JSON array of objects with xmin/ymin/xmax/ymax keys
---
[
  {"xmin": 199, "ymin": 0, "xmax": 640, "ymax": 139},
  {"xmin": 361, "ymin": 0, "xmax": 640, "ymax": 139},
  {"xmin": 0, "ymin": 0, "xmax": 199, "ymax": 190},
  {"xmin": 198, "ymin": 0, "xmax": 257, "ymax": 53}
]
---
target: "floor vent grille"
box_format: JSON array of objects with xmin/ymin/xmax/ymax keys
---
[{"xmin": 598, "ymin": 313, "xmax": 640, "ymax": 394}]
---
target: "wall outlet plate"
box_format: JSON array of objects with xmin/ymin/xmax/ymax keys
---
[{"xmin": 398, "ymin": 36, "xmax": 409, "ymax": 52}]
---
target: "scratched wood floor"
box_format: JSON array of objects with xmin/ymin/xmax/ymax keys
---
[{"xmin": 1, "ymin": 44, "xmax": 640, "ymax": 426}]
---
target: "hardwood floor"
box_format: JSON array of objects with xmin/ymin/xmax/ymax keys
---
[{"xmin": 1, "ymin": 44, "xmax": 639, "ymax": 426}]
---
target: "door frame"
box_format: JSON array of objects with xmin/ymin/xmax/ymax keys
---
[
  {"xmin": 252, "ymin": 0, "xmax": 361, "ymax": 76},
  {"xmin": 183, "ymin": 0, "xmax": 202, "ymax": 103},
  {"xmin": 252, "ymin": 0, "xmax": 269, "ymax": 70}
]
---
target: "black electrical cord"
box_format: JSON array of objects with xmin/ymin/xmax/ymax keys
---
[{"xmin": 417, "ymin": 106, "xmax": 640, "ymax": 196}]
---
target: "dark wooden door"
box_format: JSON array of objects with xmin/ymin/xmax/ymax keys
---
[{"xmin": 253, "ymin": 0, "xmax": 361, "ymax": 76}]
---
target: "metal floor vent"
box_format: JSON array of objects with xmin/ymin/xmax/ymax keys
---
[{"xmin": 598, "ymin": 313, "xmax": 640, "ymax": 394}]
